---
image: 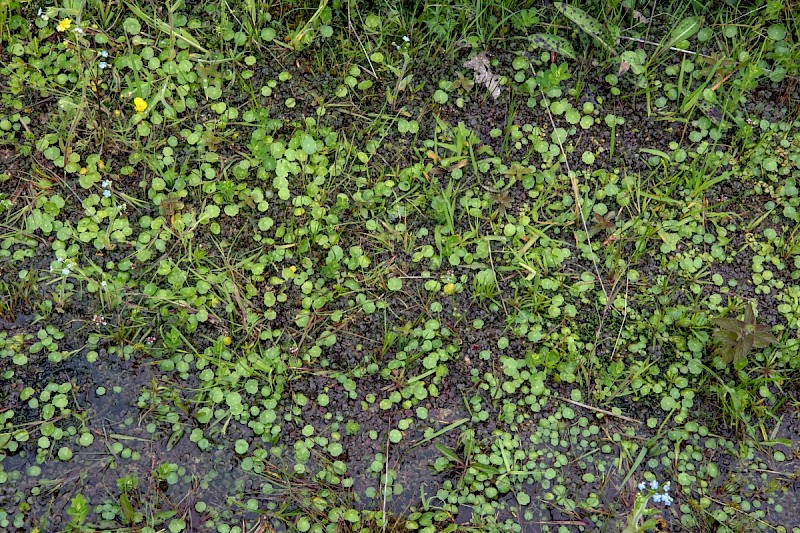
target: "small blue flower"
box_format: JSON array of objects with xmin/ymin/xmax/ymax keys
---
[
  {"xmin": 649, "ymin": 480, "xmax": 659, "ymax": 490},
  {"xmin": 100, "ymin": 50, "xmax": 109, "ymax": 58},
  {"xmin": 103, "ymin": 189, "xmax": 111, "ymax": 198},
  {"xmin": 101, "ymin": 179, "xmax": 110, "ymax": 188},
  {"xmin": 99, "ymin": 61, "xmax": 108, "ymax": 70},
  {"xmin": 663, "ymin": 482, "xmax": 671, "ymax": 492},
  {"xmin": 61, "ymin": 267, "xmax": 70, "ymax": 276},
  {"xmin": 652, "ymin": 493, "xmax": 663, "ymax": 503},
  {"xmin": 663, "ymin": 493, "xmax": 673, "ymax": 507},
  {"xmin": 637, "ymin": 481, "xmax": 646, "ymax": 491}
]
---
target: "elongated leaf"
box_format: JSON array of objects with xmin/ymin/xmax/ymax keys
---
[
  {"xmin": 663, "ymin": 16, "xmax": 703, "ymax": 52},
  {"xmin": 761, "ymin": 438, "xmax": 793, "ymax": 447},
  {"xmin": 753, "ymin": 324, "xmax": 778, "ymax": 348},
  {"xmin": 472, "ymin": 462, "xmax": 501, "ymax": 475},
  {"xmin": 529, "ymin": 33, "xmax": 576, "ymax": 59},
  {"xmin": 639, "ymin": 148, "xmax": 671, "ymax": 160},
  {"xmin": 119, "ymin": 494, "xmax": 135, "ymax": 525},
  {"xmin": 712, "ymin": 317, "xmax": 744, "ymax": 333},
  {"xmin": 410, "ymin": 417, "xmax": 469, "ymax": 448},
  {"xmin": 680, "ymin": 81, "xmax": 707, "ymax": 113},
  {"xmin": 554, "ymin": 2, "xmax": 616, "ymax": 54},
  {"xmin": 434, "ymin": 443, "xmax": 461, "ymax": 463}
]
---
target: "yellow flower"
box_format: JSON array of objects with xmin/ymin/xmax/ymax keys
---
[
  {"xmin": 133, "ymin": 97, "xmax": 147, "ymax": 113},
  {"xmin": 56, "ymin": 18, "xmax": 72, "ymax": 32}
]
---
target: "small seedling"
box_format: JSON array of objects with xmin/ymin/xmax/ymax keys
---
[{"xmin": 711, "ymin": 302, "xmax": 777, "ymax": 364}]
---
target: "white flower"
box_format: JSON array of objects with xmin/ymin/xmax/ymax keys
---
[
  {"xmin": 402, "ymin": 35, "xmax": 410, "ymax": 42},
  {"xmin": 103, "ymin": 189, "xmax": 111, "ymax": 198},
  {"xmin": 99, "ymin": 61, "xmax": 108, "ymax": 70},
  {"xmin": 101, "ymin": 179, "xmax": 110, "ymax": 188},
  {"xmin": 100, "ymin": 50, "xmax": 109, "ymax": 58},
  {"xmin": 663, "ymin": 482, "xmax": 670, "ymax": 492},
  {"xmin": 62, "ymin": 268, "xmax": 70, "ymax": 276}
]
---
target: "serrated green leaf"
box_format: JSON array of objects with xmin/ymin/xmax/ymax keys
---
[
  {"xmin": 554, "ymin": 3, "xmax": 615, "ymax": 54},
  {"xmin": 734, "ymin": 335, "xmax": 754, "ymax": 363},
  {"xmin": 752, "ymin": 328, "xmax": 777, "ymax": 348},
  {"xmin": 529, "ymin": 33, "xmax": 576, "ymax": 59},
  {"xmin": 712, "ymin": 318, "xmax": 744, "ymax": 334}
]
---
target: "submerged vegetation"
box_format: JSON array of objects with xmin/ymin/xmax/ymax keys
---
[{"xmin": 1, "ymin": 0, "xmax": 799, "ymax": 531}]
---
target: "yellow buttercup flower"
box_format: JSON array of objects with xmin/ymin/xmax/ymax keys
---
[
  {"xmin": 56, "ymin": 18, "xmax": 72, "ymax": 32},
  {"xmin": 133, "ymin": 97, "xmax": 148, "ymax": 113}
]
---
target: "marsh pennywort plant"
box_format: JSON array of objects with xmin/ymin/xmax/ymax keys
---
[{"xmin": 1, "ymin": 0, "xmax": 799, "ymax": 531}]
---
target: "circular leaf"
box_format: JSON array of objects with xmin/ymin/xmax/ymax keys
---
[
  {"xmin": 768, "ymin": 24, "xmax": 786, "ymax": 40},
  {"xmin": 123, "ymin": 17, "xmax": 141, "ymax": 34},
  {"xmin": 660, "ymin": 396, "xmax": 677, "ymax": 411}
]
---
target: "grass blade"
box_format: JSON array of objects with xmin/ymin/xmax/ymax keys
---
[{"xmin": 410, "ymin": 418, "xmax": 469, "ymax": 448}]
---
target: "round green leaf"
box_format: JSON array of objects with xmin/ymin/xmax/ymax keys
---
[
  {"xmin": 768, "ymin": 24, "xmax": 786, "ymax": 40},
  {"xmin": 78, "ymin": 432, "xmax": 94, "ymax": 447},
  {"xmin": 389, "ymin": 429, "xmax": 402, "ymax": 443},
  {"xmin": 300, "ymin": 135, "xmax": 318, "ymax": 155},
  {"xmin": 235, "ymin": 439, "xmax": 249, "ymax": 454},
  {"xmin": 58, "ymin": 446, "xmax": 73, "ymax": 461},
  {"xmin": 123, "ymin": 17, "xmax": 141, "ymax": 34},
  {"xmin": 329, "ymin": 442, "xmax": 343, "ymax": 456}
]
